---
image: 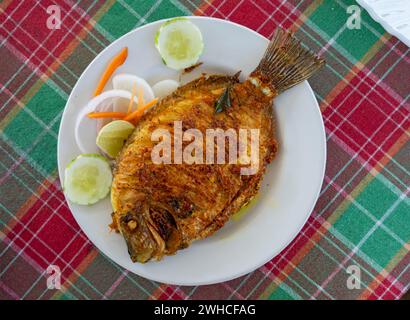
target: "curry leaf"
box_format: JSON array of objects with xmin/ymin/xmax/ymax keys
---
[{"xmin": 214, "ymin": 85, "xmax": 232, "ymax": 113}]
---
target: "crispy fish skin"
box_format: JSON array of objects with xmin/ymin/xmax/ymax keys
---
[
  {"xmin": 111, "ymin": 75, "xmax": 275, "ymax": 262},
  {"xmin": 111, "ymin": 29, "xmax": 324, "ymax": 263}
]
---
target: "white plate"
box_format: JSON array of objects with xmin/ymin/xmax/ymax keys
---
[
  {"xmin": 357, "ymin": 0, "xmax": 410, "ymax": 47},
  {"xmin": 57, "ymin": 17, "xmax": 326, "ymax": 286}
]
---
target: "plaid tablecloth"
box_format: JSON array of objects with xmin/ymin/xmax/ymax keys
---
[{"xmin": 0, "ymin": 0, "xmax": 409, "ymax": 300}]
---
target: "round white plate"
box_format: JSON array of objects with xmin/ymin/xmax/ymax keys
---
[
  {"xmin": 357, "ymin": 0, "xmax": 410, "ymax": 47},
  {"xmin": 58, "ymin": 16, "xmax": 326, "ymax": 286}
]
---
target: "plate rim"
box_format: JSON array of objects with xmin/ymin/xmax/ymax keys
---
[
  {"xmin": 357, "ymin": 0, "xmax": 410, "ymax": 48},
  {"xmin": 57, "ymin": 16, "xmax": 327, "ymax": 286}
]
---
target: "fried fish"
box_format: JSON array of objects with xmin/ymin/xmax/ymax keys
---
[{"xmin": 111, "ymin": 29, "xmax": 324, "ymax": 262}]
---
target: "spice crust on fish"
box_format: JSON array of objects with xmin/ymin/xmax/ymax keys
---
[{"xmin": 111, "ymin": 29, "xmax": 325, "ymax": 262}]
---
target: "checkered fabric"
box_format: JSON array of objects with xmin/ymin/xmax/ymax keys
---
[{"xmin": 0, "ymin": 0, "xmax": 409, "ymax": 300}]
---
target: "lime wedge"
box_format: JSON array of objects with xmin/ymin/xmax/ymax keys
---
[
  {"xmin": 96, "ymin": 120, "xmax": 135, "ymax": 158},
  {"xmin": 155, "ymin": 18, "xmax": 203, "ymax": 70},
  {"xmin": 64, "ymin": 154, "xmax": 112, "ymax": 205}
]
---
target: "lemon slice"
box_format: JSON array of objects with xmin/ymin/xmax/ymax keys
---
[
  {"xmin": 155, "ymin": 18, "xmax": 203, "ymax": 70},
  {"xmin": 64, "ymin": 154, "xmax": 112, "ymax": 205},
  {"xmin": 96, "ymin": 120, "xmax": 135, "ymax": 158}
]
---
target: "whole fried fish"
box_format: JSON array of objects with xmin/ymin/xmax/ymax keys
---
[{"xmin": 111, "ymin": 29, "xmax": 324, "ymax": 262}]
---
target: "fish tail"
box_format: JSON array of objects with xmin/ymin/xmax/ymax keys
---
[{"xmin": 251, "ymin": 28, "xmax": 325, "ymax": 94}]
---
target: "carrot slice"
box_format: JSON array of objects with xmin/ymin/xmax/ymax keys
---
[
  {"xmin": 127, "ymin": 82, "xmax": 137, "ymax": 114},
  {"xmin": 87, "ymin": 112, "xmax": 127, "ymax": 119},
  {"xmin": 124, "ymin": 98, "xmax": 158, "ymax": 122},
  {"xmin": 137, "ymin": 85, "xmax": 145, "ymax": 109},
  {"xmin": 93, "ymin": 47, "xmax": 128, "ymax": 96}
]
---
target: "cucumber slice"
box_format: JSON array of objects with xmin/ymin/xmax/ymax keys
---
[
  {"xmin": 155, "ymin": 18, "xmax": 204, "ymax": 70},
  {"xmin": 64, "ymin": 154, "xmax": 112, "ymax": 205}
]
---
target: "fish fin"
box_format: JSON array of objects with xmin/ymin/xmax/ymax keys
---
[{"xmin": 252, "ymin": 28, "xmax": 325, "ymax": 94}]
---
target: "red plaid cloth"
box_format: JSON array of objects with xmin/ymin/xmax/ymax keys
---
[{"xmin": 0, "ymin": 0, "xmax": 409, "ymax": 300}]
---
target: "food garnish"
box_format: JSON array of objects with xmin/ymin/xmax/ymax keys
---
[
  {"xmin": 94, "ymin": 47, "xmax": 128, "ymax": 96},
  {"xmin": 137, "ymin": 85, "xmax": 145, "ymax": 109},
  {"xmin": 64, "ymin": 154, "xmax": 112, "ymax": 205},
  {"xmin": 123, "ymin": 98, "xmax": 158, "ymax": 122},
  {"xmin": 127, "ymin": 82, "xmax": 137, "ymax": 114},
  {"xmin": 87, "ymin": 97, "xmax": 158, "ymax": 123},
  {"xmin": 214, "ymin": 85, "xmax": 232, "ymax": 113},
  {"xmin": 87, "ymin": 112, "xmax": 128, "ymax": 119},
  {"xmin": 155, "ymin": 18, "xmax": 204, "ymax": 70},
  {"xmin": 96, "ymin": 120, "xmax": 135, "ymax": 158},
  {"xmin": 113, "ymin": 74, "xmax": 154, "ymax": 102},
  {"xmin": 152, "ymin": 79, "xmax": 179, "ymax": 98},
  {"xmin": 75, "ymin": 89, "xmax": 136, "ymax": 154}
]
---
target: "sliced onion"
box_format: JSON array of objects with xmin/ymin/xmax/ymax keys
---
[
  {"xmin": 112, "ymin": 74, "xmax": 155, "ymax": 103},
  {"xmin": 152, "ymin": 79, "xmax": 179, "ymax": 99},
  {"xmin": 75, "ymin": 90, "xmax": 137, "ymax": 154},
  {"xmin": 95, "ymin": 100, "xmax": 113, "ymax": 134}
]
